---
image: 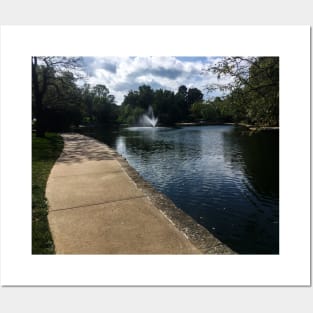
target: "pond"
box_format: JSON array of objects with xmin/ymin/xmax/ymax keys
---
[{"xmin": 83, "ymin": 125, "xmax": 279, "ymax": 254}]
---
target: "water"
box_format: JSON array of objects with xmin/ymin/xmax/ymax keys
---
[
  {"xmin": 139, "ymin": 106, "xmax": 158, "ymax": 127},
  {"xmin": 85, "ymin": 125, "xmax": 279, "ymax": 254}
]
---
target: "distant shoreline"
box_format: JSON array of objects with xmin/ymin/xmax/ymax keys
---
[
  {"xmin": 76, "ymin": 122, "xmax": 279, "ymax": 131},
  {"xmin": 175, "ymin": 121, "xmax": 279, "ymax": 131}
]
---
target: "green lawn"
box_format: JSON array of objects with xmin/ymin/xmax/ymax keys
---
[{"xmin": 32, "ymin": 133, "xmax": 64, "ymax": 254}]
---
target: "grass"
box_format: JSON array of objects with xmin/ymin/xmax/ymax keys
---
[{"xmin": 32, "ymin": 132, "xmax": 64, "ymax": 254}]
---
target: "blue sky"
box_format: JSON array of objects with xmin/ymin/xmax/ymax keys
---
[{"xmin": 81, "ymin": 56, "xmax": 227, "ymax": 105}]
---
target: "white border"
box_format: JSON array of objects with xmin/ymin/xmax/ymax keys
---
[{"xmin": 0, "ymin": 26, "xmax": 310, "ymax": 286}]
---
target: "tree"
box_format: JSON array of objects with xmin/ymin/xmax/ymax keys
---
[
  {"xmin": 174, "ymin": 85, "xmax": 203, "ymax": 121},
  {"xmin": 81, "ymin": 84, "xmax": 118, "ymax": 124},
  {"xmin": 206, "ymin": 57, "xmax": 279, "ymax": 126},
  {"xmin": 118, "ymin": 85, "xmax": 203, "ymax": 126},
  {"xmin": 247, "ymin": 57, "xmax": 279, "ymax": 125},
  {"xmin": 81, "ymin": 83, "xmax": 94, "ymax": 123},
  {"xmin": 138, "ymin": 85, "xmax": 154, "ymax": 110},
  {"xmin": 153, "ymin": 89, "xmax": 177, "ymax": 125},
  {"xmin": 174, "ymin": 85, "xmax": 187, "ymax": 120},
  {"xmin": 187, "ymin": 88, "xmax": 203, "ymax": 107},
  {"xmin": 191, "ymin": 100, "xmax": 221, "ymax": 122},
  {"xmin": 92, "ymin": 85, "xmax": 117, "ymax": 124},
  {"xmin": 120, "ymin": 85, "xmax": 155, "ymax": 124},
  {"xmin": 32, "ymin": 56, "xmax": 83, "ymax": 136},
  {"xmin": 122, "ymin": 90, "xmax": 140, "ymax": 108},
  {"xmin": 41, "ymin": 71, "xmax": 84, "ymax": 131}
]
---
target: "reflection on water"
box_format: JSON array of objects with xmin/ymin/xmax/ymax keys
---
[{"xmin": 84, "ymin": 125, "xmax": 279, "ymax": 254}]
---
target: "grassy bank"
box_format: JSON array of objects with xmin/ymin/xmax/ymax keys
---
[{"xmin": 32, "ymin": 133, "xmax": 64, "ymax": 254}]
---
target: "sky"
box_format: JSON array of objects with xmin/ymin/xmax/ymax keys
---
[{"xmin": 80, "ymin": 56, "xmax": 228, "ymax": 105}]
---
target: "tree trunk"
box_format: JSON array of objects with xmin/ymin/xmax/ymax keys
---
[
  {"xmin": 35, "ymin": 110, "xmax": 46, "ymax": 137},
  {"xmin": 32, "ymin": 57, "xmax": 46, "ymax": 137}
]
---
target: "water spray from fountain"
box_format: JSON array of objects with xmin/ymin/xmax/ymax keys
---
[{"xmin": 139, "ymin": 106, "xmax": 158, "ymax": 127}]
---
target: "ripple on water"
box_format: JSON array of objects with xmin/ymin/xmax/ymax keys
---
[{"xmin": 110, "ymin": 125, "xmax": 279, "ymax": 254}]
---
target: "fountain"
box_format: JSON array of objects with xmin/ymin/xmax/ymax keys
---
[{"xmin": 139, "ymin": 106, "xmax": 158, "ymax": 127}]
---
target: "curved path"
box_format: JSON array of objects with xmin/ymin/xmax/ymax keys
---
[{"xmin": 46, "ymin": 133, "xmax": 201, "ymax": 254}]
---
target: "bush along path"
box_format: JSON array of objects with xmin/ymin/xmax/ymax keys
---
[{"xmin": 32, "ymin": 133, "xmax": 64, "ymax": 254}]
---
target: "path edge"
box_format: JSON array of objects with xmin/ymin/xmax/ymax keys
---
[{"xmin": 85, "ymin": 134, "xmax": 236, "ymax": 254}]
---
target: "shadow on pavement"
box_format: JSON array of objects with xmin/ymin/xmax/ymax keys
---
[{"xmin": 57, "ymin": 134, "xmax": 117, "ymax": 164}]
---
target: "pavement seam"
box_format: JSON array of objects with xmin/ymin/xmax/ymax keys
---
[
  {"xmin": 49, "ymin": 195, "xmax": 147, "ymax": 213},
  {"xmin": 47, "ymin": 133, "xmax": 213, "ymax": 254}
]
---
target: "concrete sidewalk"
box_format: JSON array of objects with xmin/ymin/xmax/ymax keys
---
[{"xmin": 46, "ymin": 133, "xmax": 200, "ymax": 254}]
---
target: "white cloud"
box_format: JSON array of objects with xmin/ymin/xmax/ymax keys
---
[{"xmin": 81, "ymin": 56, "xmax": 229, "ymax": 105}]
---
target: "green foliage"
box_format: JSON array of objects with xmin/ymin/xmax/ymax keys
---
[
  {"xmin": 118, "ymin": 84, "xmax": 203, "ymax": 125},
  {"xmin": 174, "ymin": 85, "xmax": 188, "ymax": 121},
  {"xmin": 32, "ymin": 133, "xmax": 63, "ymax": 254},
  {"xmin": 138, "ymin": 85, "xmax": 154, "ymax": 110},
  {"xmin": 32, "ymin": 57, "xmax": 120, "ymax": 136},
  {"xmin": 39, "ymin": 71, "xmax": 84, "ymax": 131},
  {"xmin": 245, "ymin": 57, "xmax": 279, "ymax": 125},
  {"xmin": 191, "ymin": 97, "xmax": 234, "ymax": 123},
  {"xmin": 207, "ymin": 57, "xmax": 279, "ymax": 126},
  {"xmin": 32, "ymin": 56, "xmax": 278, "ymax": 130},
  {"xmin": 86, "ymin": 84, "xmax": 118, "ymax": 124},
  {"xmin": 153, "ymin": 89, "xmax": 177, "ymax": 124},
  {"xmin": 32, "ymin": 57, "xmax": 84, "ymax": 136},
  {"xmin": 191, "ymin": 101, "xmax": 218, "ymax": 121},
  {"xmin": 118, "ymin": 104, "xmax": 145, "ymax": 125}
]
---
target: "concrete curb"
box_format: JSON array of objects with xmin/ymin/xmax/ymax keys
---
[
  {"xmin": 115, "ymin": 154, "xmax": 235, "ymax": 254},
  {"xmin": 47, "ymin": 133, "xmax": 235, "ymax": 254},
  {"xmin": 87, "ymin": 134, "xmax": 235, "ymax": 254}
]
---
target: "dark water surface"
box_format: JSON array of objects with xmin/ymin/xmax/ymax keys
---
[{"xmin": 84, "ymin": 125, "xmax": 279, "ymax": 254}]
